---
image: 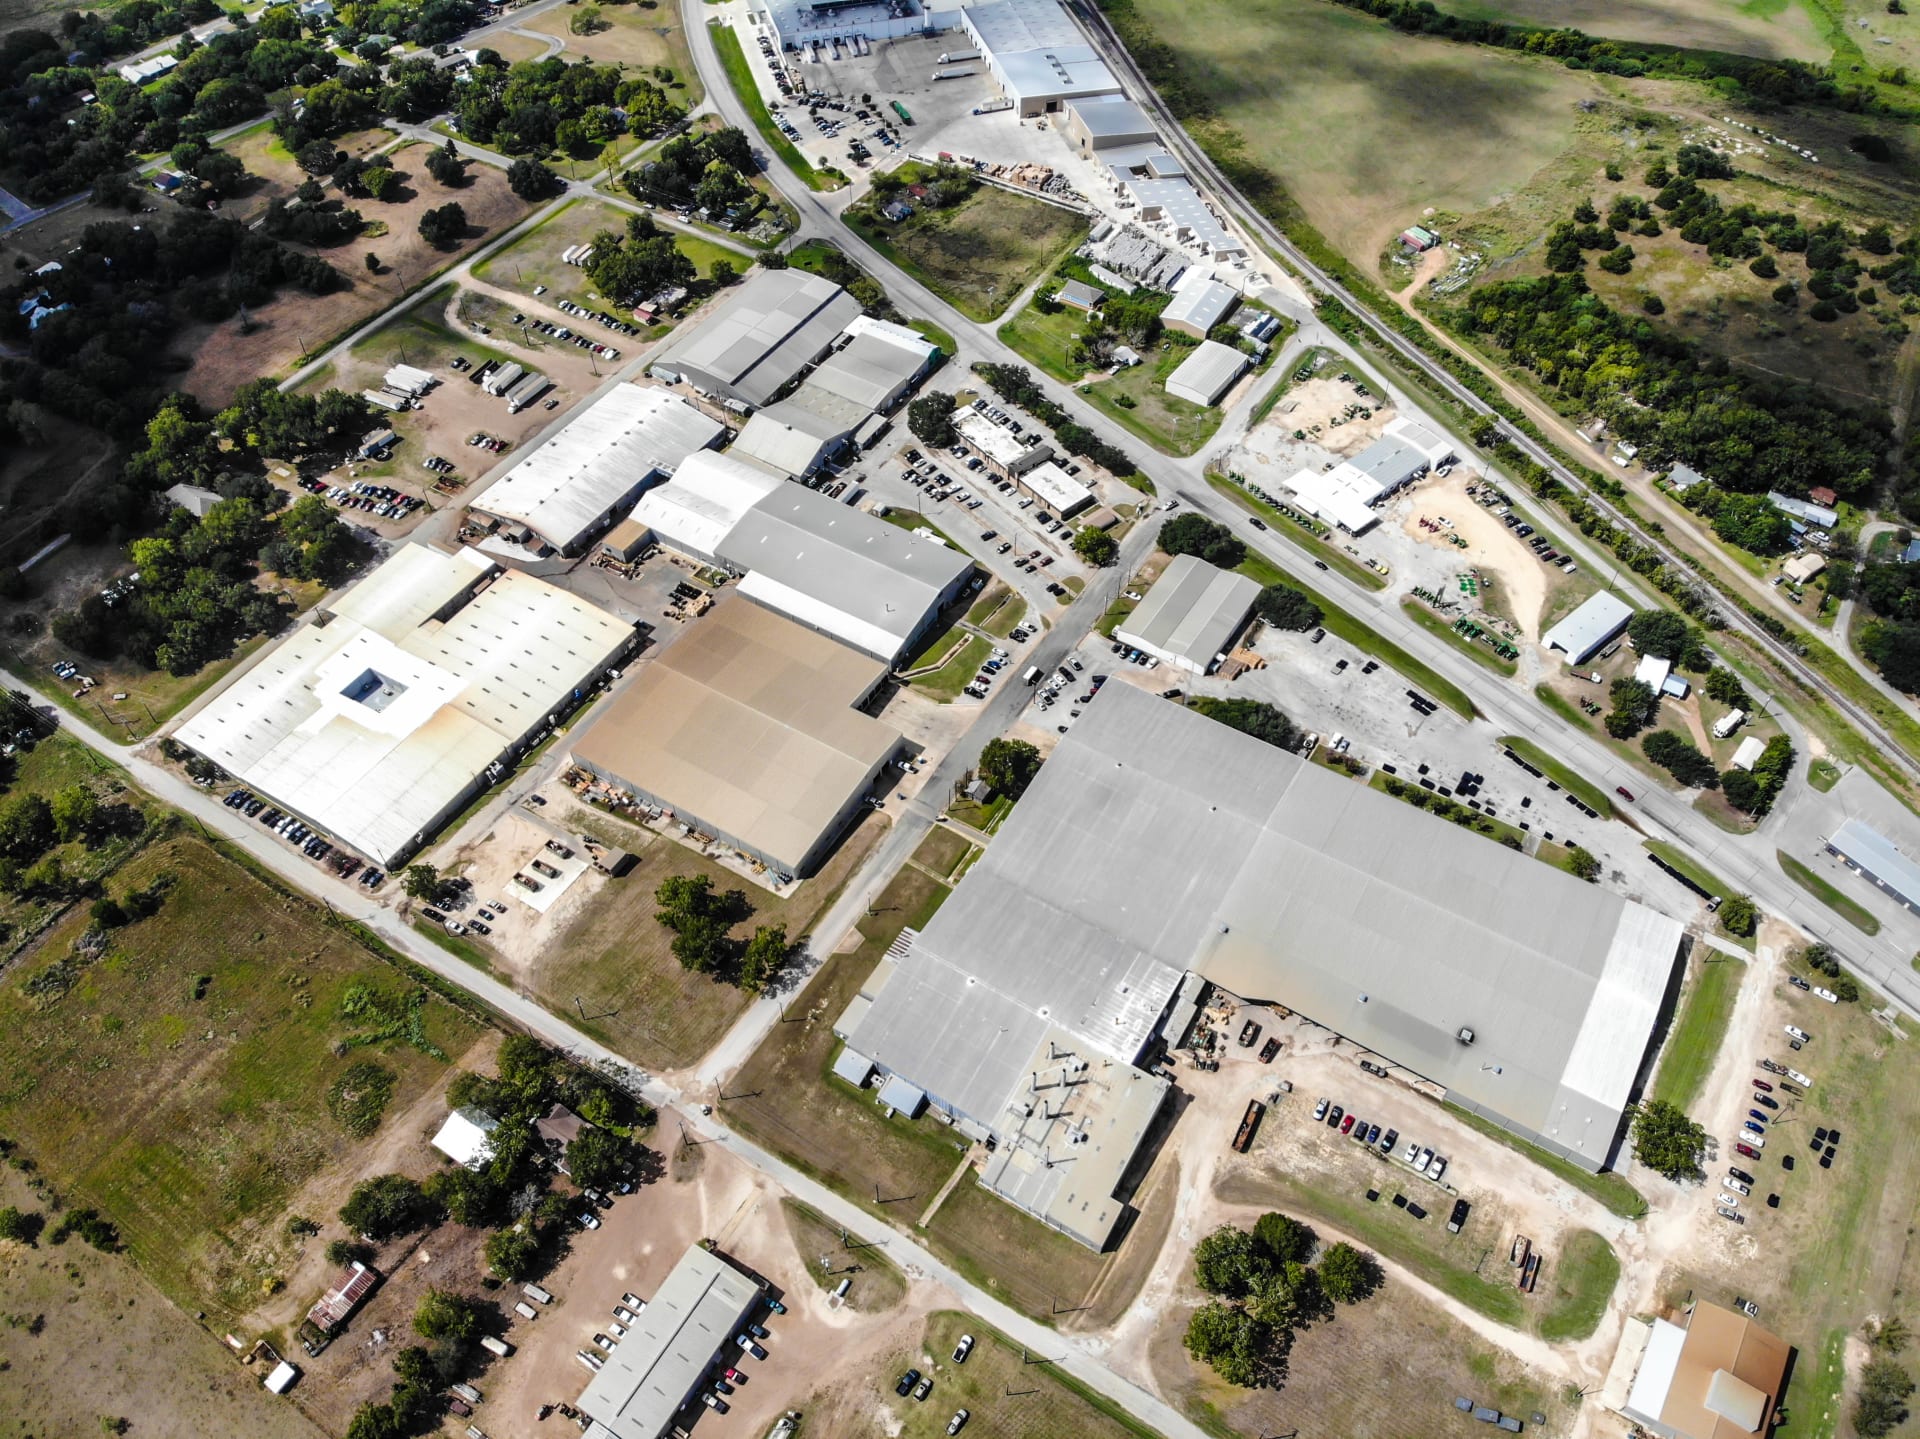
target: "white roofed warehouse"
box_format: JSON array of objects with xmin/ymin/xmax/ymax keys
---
[
  {"xmin": 845, "ymin": 685, "xmax": 1685, "ymax": 1231},
  {"xmin": 1543, "ymin": 591, "xmax": 1634, "ymax": 666},
  {"xmin": 626, "ymin": 450, "xmax": 784, "ymax": 565},
  {"xmin": 647, "ymin": 269, "xmax": 864, "ymax": 411},
  {"xmin": 1114, "ymin": 554, "xmax": 1259, "ymax": 673},
  {"xmin": 1164, "ymin": 340, "xmax": 1250, "ymax": 407},
  {"xmin": 468, "ymin": 384, "xmax": 726, "ymax": 555},
  {"xmin": 175, "ymin": 545, "xmax": 634, "ymax": 868}
]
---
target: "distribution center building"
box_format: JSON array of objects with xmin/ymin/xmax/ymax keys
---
[
  {"xmin": 846, "ymin": 684, "xmax": 1685, "ymax": 1243},
  {"xmin": 569, "ymin": 595, "xmax": 899, "ymax": 879},
  {"xmin": 1283, "ymin": 416, "xmax": 1454, "ymax": 536},
  {"xmin": 647, "ymin": 269, "xmax": 864, "ymax": 411},
  {"xmin": 177, "ymin": 544, "xmax": 633, "ymax": 868},
  {"xmin": 1543, "ymin": 591, "xmax": 1635, "ymax": 666},
  {"xmin": 1113, "ymin": 554, "xmax": 1259, "ymax": 673},
  {"xmin": 575, "ymin": 1244, "xmax": 764, "ymax": 1439},
  {"xmin": 468, "ymin": 384, "xmax": 725, "ymax": 555}
]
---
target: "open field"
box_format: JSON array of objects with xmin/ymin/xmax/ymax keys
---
[
  {"xmin": 923, "ymin": 1173, "xmax": 1112, "ymax": 1322},
  {"xmin": 0, "ymin": 835, "xmax": 485, "ymax": 1322},
  {"xmin": 1118, "ymin": 0, "xmax": 1612, "ymax": 266},
  {"xmin": 846, "ymin": 182, "xmax": 1087, "ymax": 321},
  {"xmin": 1079, "ymin": 342, "xmax": 1229, "ymax": 456},
  {"xmin": 529, "ymin": 807, "xmax": 885, "ymax": 1070},
  {"xmin": 175, "ymin": 163, "xmax": 532, "ymax": 406},
  {"xmin": 1535, "ymin": 1228, "xmax": 1620, "ymax": 1343},
  {"xmin": 0, "ymin": 1168, "xmax": 325, "ymax": 1439},
  {"xmin": 1428, "ymin": 0, "xmax": 1829, "ymax": 60},
  {"xmin": 780, "ymin": 1197, "xmax": 907, "ymax": 1311},
  {"xmin": 997, "ymin": 297, "xmax": 1084, "ymax": 382},
  {"xmin": 1235, "ymin": 552, "xmax": 1476, "ymax": 720},
  {"xmin": 470, "ymin": 196, "xmax": 748, "ymax": 311},
  {"xmin": 524, "ymin": 2, "xmax": 702, "ymax": 103},
  {"xmin": 1496, "ymin": 735, "xmax": 1614, "ymax": 819},
  {"xmin": 222, "ymin": 123, "xmax": 396, "ymax": 228},
  {"xmin": 1650, "ymin": 947, "xmax": 1747, "ymax": 1110},
  {"xmin": 1777, "ymin": 849, "xmax": 1883, "ymax": 935},
  {"xmin": 802, "ymin": 1309, "xmax": 1163, "ymax": 1438}
]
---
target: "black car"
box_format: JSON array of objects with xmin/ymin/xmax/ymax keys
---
[
  {"xmin": 896, "ymin": 1370, "xmax": 920, "ymax": 1397},
  {"xmin": 1788, "ymin": 975, "xmax": 1811, "ymax": 991},
  {"xmin": 1729, "ymin": 1166, "xmax": 1755, "ymax": 1185},
  {"xmin": 422, "ymin": 907, "xmax": 447, "ymax": 922},
  {"xmin": 1326, "ymin": 1104, "xmax": 1343, "ymax": 1128}
]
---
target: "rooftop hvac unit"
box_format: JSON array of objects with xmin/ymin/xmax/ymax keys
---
[{"xmin": 1456, "ymin": 1027, "xmax": 1475, "ymax": 1046}]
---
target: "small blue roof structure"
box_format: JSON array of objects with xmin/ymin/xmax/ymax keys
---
[
  {"xmin": 876, "ymin": 1073, "xmax": 926, "ymax": 1117},
  {"xmin": 1901, "ymin": 539, "xmax": 1920, "ymax": 565}
]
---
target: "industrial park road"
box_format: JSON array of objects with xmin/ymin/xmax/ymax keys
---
[{"xmin": 2, "ymin": 663, "xmax": 1211, "ymax": 1439}]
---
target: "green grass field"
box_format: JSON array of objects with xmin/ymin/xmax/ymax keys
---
[
  {"xmin": 845, "ymin": 184, "xmax": 1087, "ymax": 322},
  {"xmin": 1400, "ymin": 597, "xmax": 1517, "ymax": 677},
  {"xmin": 1496, "ymin": 735, "xmax": 1613, "ymax": 819},
  {"xmin": 1536, "ymin": 1230, "xmax": 1620, "ymax": 1342},
  {"xmin": 1777, "ymin": 849, "xmax": 1882, "ymax": 936},
  {"xmin": 1651, "ymin": 950, "xmax": 1747, "ymax": 1110},
  {"xmin": 1808, "ymin": 757, "xmax": 1843, "ymax": 792},
  {"xmin": 1441, "ymin": 1103, "xmax": 1645, "ymax": 1219},
  {"xmin": 1235, "ymin": 552, "xmax": 1478, "ymax": 720},
  {"xmin": 1424, "ymin": 0, "xmax": 1828, "ymax": 59},
  {"xmin": 0, "ymin": 836, "xmax": 483, "ymax": 1321},
  {"xmin": 710, "ymin": 22, "xmax": 842, "ymax": 190},
  {"xmin": 997, "ymin": 299, "xmax": 1084, "ymax": 383},
  {"xmin": 1079, "ymin": 343, "xmax": 1229, "ymax": 456}
]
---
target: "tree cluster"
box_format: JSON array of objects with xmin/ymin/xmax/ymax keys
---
[
  {"xmin": 1183, "ymin": 1214, "xmax": 1376, "ymax": 1388},
  {"xmin": 1188, "ymin": 697, "xmax": 1298, "ymax": 752},
  {"xmin": 652, "ymin": 873, "xmax": 787, "ymax": 989},
  {"xmin": 1643, "ymin": 730, "xmax": 1719, "ymax": 789},
  {"xmin": 1072, "ymin": 525, "xmax": 1118, "ymax": 566},
  {"xmin": 971, "ymin": 363, "xmax": 1138, "ymax": 478},
  {"xmin": 1680, "ymin": 487, "xmax": 1795, "ymax": 557},
  {"xmin": 1452, "ymin": 272, "xmax": 1887, "ymax": 503},
  {"xmin": 1721, "ymin": 734, "xmax": 1793, "ymax": 816},
  {"xmin": 977, "ymin": 736, "xmax": 1042, "ymax": 797},
  {"xmin": 1797, "ymin": 940, "xmax": 1860, "ymax": 1001},
  {"xmin": 1159, "ymin": 513, "xmax": 1245, "ymax": 569},
  {"xmin": 583, "ymin": 211, "xmax": 696, "ymax": 306},
  {"xmin": 1604, "ymin": 677, "xmax": 1657, "ymax": 739},
  {"xmin": 907, "ymin": 391, "xmax": 956, "ymax": 448},
  {"xmin": 454, "ymin": 56, "xmax": 677, "ymax": 157},
  {"xmin": 1626, "ymin": 609, "xmax": 1710, "ymax": 666},
  {"xmin": 1253, "ymin": 582, "xmax": 1321, "ymax": 632},
  {"xmin": 1854, "ymin": 560, "xmax": 1920, "ymax": 692},
  {"xmin": 1630, "ymin": 1098, "xmax": 1707, "ymax": 1181},
  {"xmin": 627, "ymin": 126, "xmax": 760, "ymax": 222}
]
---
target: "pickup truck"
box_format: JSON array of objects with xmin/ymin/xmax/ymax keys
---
[{"xmin": 1258, "ymin": 1037, "xmax": 1281, "ymax": 1063}]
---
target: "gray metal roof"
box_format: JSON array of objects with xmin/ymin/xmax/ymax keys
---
[
  {"xmin": 1829, "ymin": 817, "xmax": 1920, "ymax": 906},
  {"xmin": 1542, "ymin": 591, "xmax": 1634, "ymax": 665},
  {"xmin": 1114, "ymin": 553, "xmax": 1258, "ymax": 667},
  {"xmin": 648, "ymin": 270, "xmax": 862, "ymax": 408},
  {"xmin": 1162, "ymin": 279, "xmax": 1238, "ymax": 335},
  {"xmin": 1072, "ymin": 98, "xmax": 1155, "ymax": 138},
  {"xmin": 1346, "ymin": 437, "xmax": 1425, "ymax": 489},
  {"xmin": 575, "ymin": 1245, "xmax": 762, "ymax": 1439},
  {"xmin": 851, "ymin": 685, "xmax": 1683, "ymax": 1169},
  {"xmin": 1164, "ymin": 340, "xmax": 1249, "ymax": 405},
  {"xmin": 720, "ymin": 486, "xmax": 974, "ymax": 661},
  {"xmin": 805, "ymin": 332, "xmax": 926, "ymax": 412}
]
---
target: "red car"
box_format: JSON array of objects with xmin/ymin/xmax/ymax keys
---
[
  {"xmin": 1734, "ymin": 1142, "xmax": 1762, "ymax": 1160},
  {"xmin": 1752, "ymin": 1078, "xmax": 1774, "ymax": 1092},
  {"xmin": 1615, "ymin": 786, "xmax": 1635, "ymax": 802},
  {"xmin": 1340, "ymin": 1113, "xmax": 1357, "ymax": 1136}
]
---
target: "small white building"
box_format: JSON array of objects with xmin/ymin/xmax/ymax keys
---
[
  {"xmin": 1730, "ymin": 736, "xmax": 1768, "ymax": 772},
  {"xmin": 431, "ymin": 1106, "xmax": 499, "ymax": 1169},
  {"xmin": 117, "ymin": 53, "xmax": 178, "ymax": 85}
]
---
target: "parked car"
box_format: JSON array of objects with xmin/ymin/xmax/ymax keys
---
[
  {"xmin": 952, "ymin": 1334, "xmax": 974, "ymax": 1364},
  {"xmin": 1787, "ymin": 975, "xmax": 1811, "ymax": 992},
  {"xmin": 896, "ymin": 1370, "xmax": 920, "ymax": 1397},
  {"xmin": 1751, "ymin": 1078, "xmax": 1773, "ymax": 1092},
  {"xmin": 1312, "ymin": 1097, "xmax": 1329, "ymax": 1121},
  {"xmin": 1326, "ymin": 1104, "xmax": 1343, "ymax": 1128},
  {"xmin": 1734, "ymin": 1142, "xmax": 1761, "ymax": 1160},
  {"xmin": 913, "ymin": 1376, "xmax": 933, "ymax": 1402},
  {"xmin": 1784, "ymin": 1025, "xmax": 1810, "ymax": 1043},
  {"xmin": 1340, "ymin": 1113, "xmax": 1356, "ymax": 1136},
  {"xmin": 948, "ymin": 1411, "xmax": 970, "ymax": 1435},
  {"xmin": 1379, "ymin": 1127, "xmax": 1398, "ymax": 1153}
]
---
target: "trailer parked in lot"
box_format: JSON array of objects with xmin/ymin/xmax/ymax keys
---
[
  {"xmin": 1231, "ymin": 1098, "xmax": 1265, "ymax": 1153},
  {"xmin": 482, "ymin": 362, "xmax": 524, "ymax": 396}
]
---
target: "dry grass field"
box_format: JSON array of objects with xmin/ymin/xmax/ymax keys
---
[
  {"xmin": 845, "ymin": 182, "xmax": 1087, "ymax": 321},
  {"xmin": 0, "ymin": 835, "xmax": 485, "ymax": 1322},
  {"xmin": 524, "ymin": 1, "xmax": 702, "ymax": 102},
  {"xmin": 1428, "ymin": 0, "xmax": 1830, "ymax": 61}
]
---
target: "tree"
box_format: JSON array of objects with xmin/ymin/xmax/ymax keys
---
[
  {"xmin": 977, "ymin": 737, "xmax": 1042, "ymax": 798},
  {"xmin": 1643, "ymin": 730, "xmax": 1720, "ymax": 789},
  {"xmin": 418, "ymin": 202, "xmax": 467, "ymax": 248},
  {"xmin": 1718, "ymin": 894, "xmax": 1758, "ymax": 937},
  {"xmin": 1193, "ymin": 1224, "xmax": 1261, "ymax": 1298},
  {"xmin": 1720, "ymin": 768, "xmax": 1763, "ymax": 814},
  {"xmin": 1630, "ymin": 1099, "xmax": 1707, "ymax": 1181},
  {"xmin": 1317, "ymin": 1242, "xmax": 1372, "ymax": 1303},
  {"xmin": 485, "ymin": 1225, "xmax": 541, "ymax": 1281},
  {"xmin": 1597, "ymin": 244, "xmax": 1635, "ymax": 274},
  {"xmin": 1160, "ymin": 513, "xmax": 1244, "ymax": 569},
  {"xmin": 739, "ymin": 924, "xmax": 790, "ymax": 995},
  {"xmin": 565, "ymin": 1126, "xmax": 632, "ymax": 1189},
  {"xmin": 653, "ymin": 874, "xmax": 747, "ymax": 974},
  {"xmin": 362, "ymin": 167, "xmax": 400, "ymax": 202},
  {"xmin": 425, "ymin": 140, "xmax": 467, "ymax": 187},
  {"xmin": 0, "ymin": 1205, "xmax": 43, "ymax": 1245},
  {"xmin": 1705, "ymin": 666, "xmax": 1750, "ymax": 709},
  {"xmin": 0, "ymin": 793, "xmax": 54, "ymax": 863},
  {"xmin": 340, "ymin": 1174, "xmax": 437, "ymax": 1240},
  {"xmin": 1855, "ymin": 1356, "xmax": 1916, "ymax": 1438},
  {"xmin": 365, "ymin": 251, "xmax": 381, "ymax": 273},
  {"xmin": 1072, "ymin": 526, "xmax": 1118, "ymax": 566},
  {"xmin": 709, "ymin": 258, "xmax": 737, "ymax": 286},
  {"xmin": 1711, "ymin": 493, "xmax": 1793, "ymax": 555},
  {"xmin": 1183, "ymin": 1301, "xmax": 1272, "ymax": 1388},
  {"xmin": 1253, "ymin": 583, "xmax": 1321, "ymax": 632},
  {"xmin": 1566, "ymin": 846, "xmax": 1601, "ymax": 882},
  {"xmin": 570, "ymin": 3, "xmax": 604, "ymax": 34},
  {"xmin": 403, "ymin": 864, "xmax": 443, "ymax": 902},
  {"xmin": 413, "ymin": 1286, "xmax": 480, "ymax": 1343},
  {"xmin": 1251, "ymin": 1211, "xmax": 1313, "ymax": 1267},
  {"xmin": 1189, "ymin": 697, "xmax": 1297, "ymax": 751},
  {"xmin": 1604, "ymin": 679, "xmax": 1657, "ymax": 740},
  {"xmin": 507, "ymin": 158, "xmax": 560, "ymax": 201},
  {"xmin": 1627, "ymin": 609, "xmax": 1690, "ymax": 660},
  {"xmin": 49, "ymin": 784, "xmax": 97, "ymax": 844},
  {"xmin": 907, "ymin": 391, "xmax": 957, "ymax": 448}
]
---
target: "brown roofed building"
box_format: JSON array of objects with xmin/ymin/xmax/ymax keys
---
[
  {"xmin": 1619, "ymin": 1301, "xmax": 1791, "ymax": 1439},
  {"xmin": 535, "ymin": 1102, "xmax": 588, "ymax": 1156},
  {"xmin": 306, "ymin": 1261, "xmax": 380, "ymax": 1334}
]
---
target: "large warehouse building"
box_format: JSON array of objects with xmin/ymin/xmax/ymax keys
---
[
  {"xmin": 625, "ymin": 450, "xmax": 784, "ymax": 566},
  {"xmin": 959, "ymin": 0, "xmax": 1123, "ymax": 115},
  {"xmin": 1284, "ymin": 416, "xmax": 1454, "ymax": 535},
  {"xmin": 569, "ymin": 595, "xmax": 900, "ymax": 878},
  {"xmin": 648, "ymin": 269, "xmax": 863, "ymax": 411},
  {"xmin": 1164, "ymin": 339, "xmax": 1250, "ymax": 407},
  {"xmin": 177, "ymin": 545, "xmax": 632, "ymax": 867},
  {"xmin": 1114, "ymin": 554, "xmax": 1259, "ymax": 673},
  {"xmin": 1543, "ymin": 590, "xmax": 1634, "ymax": 666},
  {"xmin": 576, "ymin": 1244, "xmax": 764, "ymax": 1439},
  {"xmin": 468, "ymin": 385, "xmax": 725, "ymax": 556},
  {"xmin": 845, "ymin": 685, "xmax": 1685, "ymax": 1245},
  {"xmin": 1825, "ymin": 817, "xmax": 1920, "ymax": 915}
]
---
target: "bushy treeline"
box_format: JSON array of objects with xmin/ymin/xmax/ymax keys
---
[{"xmin": 451, "ymin": 55, "xmax": 678, "ymax": 156}]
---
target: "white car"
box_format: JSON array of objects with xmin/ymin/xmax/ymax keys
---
[
  {"xmin": 613, "ymin": 1306, "xmax": 639, "ymax": 1324},
  {"xmin": 1403, "ymin": 1139, "xmax": 1421, "ymax": 1164},
  {"xmin": 592, "ymin": 1334, "xmax": 616, "ymax": 1352},
  {"xmin": 608, "ymin": 1321, "xmax": 628, "ymax": 1338},
  {"xmin": 1740, "ymin": 1130, "xmax": 1765, "ymax": 1149},
  {"xmin": 1722, "ymin": 1176, "xmax": 1750, "ymax": 1196},
  {"xmin": 1719, "ymin": 1190, "xmax": 1740, "ymax": 1206},
  {"xmin": 1786, "ymin": 1068, "xmax": 1813, "ymax": 1087},
  {"xmin": 1426, "ymin": 1155, "xmax": 1448, "ymax": 1182},
  {"xmin": 1812, "ymin": 987, "xmax": 1839, "ymax": 1003},
  {"xmin": 1784, "ymin": 1025, "xmax": 1810, "ymax": 1043},
  {"xmin": 1416, "ymin": 1146, "xmax": 1434, "ymax": 1172}
]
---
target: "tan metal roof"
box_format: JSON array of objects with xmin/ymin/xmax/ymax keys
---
[
  {"xmin": 569, "ymin": 595, "xmax": 898, "ymax": 872},
  {"xmin": 1660, "ymin": 1303, "xmax": 1790, "ymax": 1439}
]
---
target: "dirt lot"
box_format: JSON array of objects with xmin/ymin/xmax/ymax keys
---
[
  {"xmin": 176, "ymin": 161, "xmax": 532, "ymax": 408},
  {"xmin": 223, "ymin": 123, "xmax": 397, "ymax": 228},
  {"xmin": 1400, "ymin": 470, "xmax": 1549, "ymax": 639}
]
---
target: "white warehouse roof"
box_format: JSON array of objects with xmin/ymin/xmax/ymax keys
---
[
  {"xmin": 627, "ymin": 450, "xmax": 784, "ymax": 564},
  {"xmin": 1162, "ymin": 276, "xmax": 1239, "ymax": 335},
  {"xmin": 431, "ymin": 1106, "xmax": 499, "ymax": 1169},
  {"xmin": 962, "ymin": 0, "xmax": 1084, "ymax": 52},
  {"xmin": 1543, "ymin": 591, "xmax": 1634, "ymax": 666},
  {"xmin": 176, "ymin": 546, "xmax": 631, "ymax": 866},
  {"xmin": 1114, "ymin": 553, "xmax": 1259, "ymax": 672},
  {"xmin": 1019, "ymin": 460, "xmax": 1094, "ymax": 516},
  {"xmin": 1165, "ymin": 340, "xmax": 1249, "ymax": 406},
  {"xmin": 472, "ymin": 384, "xmax": 724, "ymax": 553}
]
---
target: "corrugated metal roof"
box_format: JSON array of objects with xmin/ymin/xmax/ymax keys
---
[
  {"xmin": 1542, "ymin": 591, "xmax": 1633, "ymax": 665},
  {"xmin": 1114, "ymin": 553, "xmax": 1258, "ymax": 667},
  {"xmin": 1829, "ymin": 816, "xmax": 1920, "ymax": 903},
  {"xmin": 647, "ymin": 270, "xmax": 863, "ymax": 407},
  {"xmin": 1162, "ymin": 277, "xmax": 1238, "ymax": 335},
  {"xmin": 627, "ymin": 450, "xmax": 784, "ymax": 564},
  {"xmin": 1164, "ymin": 341, "xmax": 1248, "ymax": 405}
]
